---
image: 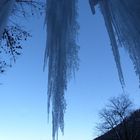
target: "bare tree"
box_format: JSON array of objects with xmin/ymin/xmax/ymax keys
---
[
  {"xmin": 0, "ymin": 0, "xmax": 45, "ymax": 73},
  {"xmin": 96, "ymin": 94, "xmax": 138, "ymax": 140}
]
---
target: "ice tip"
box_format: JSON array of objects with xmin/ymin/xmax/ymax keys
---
[{"xmin": 89, "ymin": 0, "xmax": 99, "ymax": 15}]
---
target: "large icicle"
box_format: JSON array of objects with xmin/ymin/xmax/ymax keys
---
[
  {"xmin": 90, "ymin": 0, "xmax": 140, "ymax": 87},
  {"xmin": 0, "ymin": 0, "xmax": 15, "ymax": 39},
  {"xmin": 99, "ymin": 0, "xmax": 125, "ymax": 88},
  {"xmin": 44, "ymin": 0, "xmax": 79, "ymax": 140},
  {"xmin": 104, "ymin": 0, "xmax": 140, "ymax": 84},
  {"xmin": 100, "ymin": 0, "xmax": 140, "ymax": 85},
  {"xmin": 89, "ymin": 0, "xmax": 125, "ymax": 88}
]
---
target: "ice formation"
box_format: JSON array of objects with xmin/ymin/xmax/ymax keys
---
[
  {"xmin": 99, "ymin": 0, "xmax": 125, "ymax": 88},
  {"xmin": 44, "ymin": 0, "xmax": 79, "ymax": 139},
  {"xmin": 90, "ymin": 0, "xmax": 140, "ymax": 87}
]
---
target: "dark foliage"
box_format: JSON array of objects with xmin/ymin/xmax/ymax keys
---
[
  {"xmin": 0, "ymin": 25, "xmax": 31, "ymax": 73},
  {"xmin": 0, "ymin": 0, "xmax": 45, "ymax": 73}
]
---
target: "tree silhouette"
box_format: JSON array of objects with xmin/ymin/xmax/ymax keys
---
[
  {"xmin": 97, "ymin": 94, "xmax": 133, "ymax": 140},
  {"xmin": 96, "ymin": 94, "xmax": 140, "ymax": 140},
  {"xmin": 0, "ymin": 0, "xmax": 44, "ymax": 73}
]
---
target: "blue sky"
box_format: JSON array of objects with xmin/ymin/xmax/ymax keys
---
[{"xmin": 0, "ymin": 1, "xmax": 140, "ymax": 140}]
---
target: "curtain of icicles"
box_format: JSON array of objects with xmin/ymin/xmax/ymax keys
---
[
  {"xmin": 90, "ymin": 0, "xmax": 140, "ymax": 88},
  {"xmin": 44, "ymin": 0, "xmax": 79, "ymax": 140},
  {"xmin": 0, "ymin": 0, "xmax": 15, "ymax": 39}
]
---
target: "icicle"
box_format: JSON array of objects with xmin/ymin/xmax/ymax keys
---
[
  {"xmin": 89, "ymin": 0, "xmax": 99, "ymax": 15},
  {"xmin": 91, "ymin": 0, "xmax": 140, "ymax": 87},
  {"xmin": 90, "ymin": 0, "xmax": 125, "ymax": 88},
  {"xmin": 44, "ymin": 0, "xmax": 79, "ymax": 140},
  {"xmin": 99, "ymin": 1, "xmax": 125, "ymax": 88},
  {"xmin": 0, "ymin": 0, "xmax": 15, "ymax": 39},
  {"xmin": 99, "ymin": 0, "xmax": 140, "ymax": 85}
]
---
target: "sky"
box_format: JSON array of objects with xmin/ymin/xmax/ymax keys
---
[{"xmin": 0, "ymin": 1, "xmax": 140, "ymax": 140}]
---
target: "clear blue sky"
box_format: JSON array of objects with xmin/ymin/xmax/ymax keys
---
[{"xmin": 0, "ymin": 1, "xmax": 140, "ymax": 140}]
